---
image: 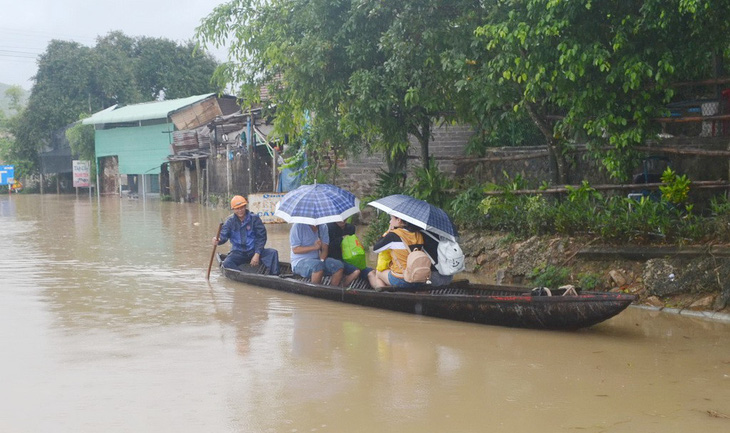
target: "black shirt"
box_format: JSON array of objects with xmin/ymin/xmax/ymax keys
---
[{"xmin": 326, "ymin": 222, "xmax": 356, "ymax": 260}]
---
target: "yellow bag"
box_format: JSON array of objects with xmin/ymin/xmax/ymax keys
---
[{"xmin": 376, "ymin": 250, "xmax": 391, "ymax": 272}]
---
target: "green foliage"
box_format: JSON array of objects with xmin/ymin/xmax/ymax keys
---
[
  {"xmin": 194, "ymin": 0, "xmax": 730, "ymax": 187},
  {"xmin": 659, "ymin": 167, "xmax": 691, "ymax": 205},
  {"xmin": 530, "ymin": 264, "xmax": 571, "ymax": 288},
  {"xmin": 363, "ymin": 170, "xmax": 406, "ymax": 247},
  {"xmin": 474, "ymin": 173, "xmax": 554, "ymax": 237},
  {"xmin": 134, "ymin": 37, "xmax": 220, "ymax": 100},
  {"xmin": 196, "ymin": 0, "xmax": 481, "ymax": 178},
  {"xmin": 66, "ymin": 117, "xmax": 95, "ymax": 161},
  {"xmin": 363, "ymin": 213, "xmax": 390, "ymax": 250},
  {"xmin": 553, "ymin": 181, "xmax": 604, "ymax": 234},
  {"xmin": 9, "ymin": 33, "xmax": 220, "ymax": 174},
  {"xmin": 578, "ymin": 272, "xmax": 604, "ymax": 291},
  {"xmin": 450, "ymin": 184, "xmax": 489, "ymax": 229},
  {"xmin": 65, "ymin": 116, "xmax": 97, "ymax": 182},
  {"xmin": 92, "ymin": 32, "xmax": 143, "ymax": 106},
  {"xmin": 465, "ymin": 174, "xmax": 729, "ymax": 243},
  {"xmin": 406, "ymin": 158, "xmax": 452, "ymax": 209},
  {"xmin": 464, "ymin": 111, "xmax": 544, "ymax": 155},
  {"xmin": 707, "ymin": 195, "xmax": 730, "ymax": 239},
  {"xmin": 465, "ymin": 0, "xmax": 730, "ymax": 180},
  {"xmin": 0, "ymin": 85, "xmax": 27, "ymax": 115}
]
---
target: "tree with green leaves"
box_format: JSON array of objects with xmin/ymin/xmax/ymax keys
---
[
  {"xmin": 91, "ymin": 32, "xmax": 144, "ymax": 106},
  {"xmin": 134, "ymin": 37, "xmax": 220, "ymax": 100},
  {"xmin": 3, "ymin": 85, "xmax": 25, "ymax": 114},
  {"xmin": 462, "ymin": 0, "xmax": 730, "ymax": 182},
  {"xmin": 7, "ymin": 32, "xmax": 221, "ymax": 174},
  {"xmin": 197, "ymin": 0, "xmax": 482, "ymax": 182},
  {"xmin": 65, "ymin": 115, "xmax": 97, "ymax": 182},
  {"xmin": 65, "ymin": 117, "xmax": 95, "ymax": 161},
  {"xmin": 1, "ymin": 87, "xmax": 23, "ymax": 171},
  {"xmin": 197, "ymin": 1, "xmax": 730, "ymax": 186}
]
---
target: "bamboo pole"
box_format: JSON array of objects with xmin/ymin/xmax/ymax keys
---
[{"xmin": 481, "ymin": 180, "xmax": 728, "ymax": 196}]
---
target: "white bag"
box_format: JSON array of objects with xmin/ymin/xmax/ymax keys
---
[
  {"xmin": 424, "ymin": 231, "xmax": 465, "ymax": 276},
  {"xmin": 435, "ymin": 238, "xmax": 465, "ymax": 275}
]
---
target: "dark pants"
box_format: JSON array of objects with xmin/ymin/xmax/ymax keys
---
[{"xmin": 223, "ymin": 248, "xmax": 280, "ymax": 275}]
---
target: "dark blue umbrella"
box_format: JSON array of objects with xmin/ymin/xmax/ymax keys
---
[
  {"xmin": 274, "ymin": 183, "xmax": 360, "ymax": 225},
  {"xmin": 367, "ymin": 194, "xmax": 457, "ymax": 241}
]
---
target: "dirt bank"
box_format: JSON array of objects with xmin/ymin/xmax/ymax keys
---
[{"xmin": 460, "ymin": 231, "xmax": 730, "ymax": 316}]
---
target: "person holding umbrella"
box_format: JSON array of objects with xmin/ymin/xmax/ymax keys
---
[
  {"xmin": 367, "ymin": 194, "xmax": 462, "ymax": 289},
  {"xmin": 274, "ymin": 183, "xmax": 362, "ymax": 286},
  {"xmin": 214, "ymin": 195, "xmax": 280, "ymax": 275},
  {"xmin": 289, "ymin": 223, "xmax": 360, "ymax": 286},
  {"xmin": 367, "ymin": 214, "xmax": 426, "ymax": 291}
]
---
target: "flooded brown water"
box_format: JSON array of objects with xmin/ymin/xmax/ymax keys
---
[{"xmin": 1, "ymin": 194, "xmax": 728, "ymax": 433}]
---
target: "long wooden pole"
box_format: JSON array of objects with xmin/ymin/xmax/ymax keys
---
[
  {"xmin": 207, "ymin": 223, "xmax": 224, "ymax": 280},
  {"xmin": 481, "ymin": 180, "xmax": 728, "ymax": 196}
]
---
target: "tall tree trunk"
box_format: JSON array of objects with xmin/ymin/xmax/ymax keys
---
[
  {"xmin": 524, "ymin": 102, "xmax": 568, "ymax": 184},
  {"xmin": 411, "ymin": 115, "xmax": 431, "ymax": 170}
]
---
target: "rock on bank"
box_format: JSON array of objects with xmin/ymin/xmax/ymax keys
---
[{"xmin": 460, "ymin": 231, "xmax": 730, "ymax": 314}]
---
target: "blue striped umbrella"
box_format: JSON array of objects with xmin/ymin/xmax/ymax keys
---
[
  {"xmin": 367, "ymin": 194, "xmax": 457, "ymax": 241},
  {"xmin": 274, "ymin": 184, "xmax": 360, "ymax": 225}
]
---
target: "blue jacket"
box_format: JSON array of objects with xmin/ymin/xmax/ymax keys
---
[{"xmin": 218, "ymin": 211, "xmax": 267, "ymax": 254}]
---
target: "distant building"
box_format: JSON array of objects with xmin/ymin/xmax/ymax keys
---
[{"xmin": 37, "ymin": 124, "xmax": 78, "ymax": 193}]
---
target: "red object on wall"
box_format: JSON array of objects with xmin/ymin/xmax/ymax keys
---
[{"xmin": 721, "ymin": 89, "xmax": 730, "ymax": 135}]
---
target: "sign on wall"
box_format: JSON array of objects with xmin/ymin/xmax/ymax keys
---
[
  {"xmin": 72, "ymin": 160, "xmax": 91, "ymax": 188},
  {"xmin": 247, "ymin": 192, "xmax": 287, "ymax": 224},
  {"xmin": 0, "ymin": 165, "xmax": 14, "ymax": 185}
]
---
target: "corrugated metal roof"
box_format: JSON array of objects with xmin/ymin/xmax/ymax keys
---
[{"xmin": 82, "ymin": 94, "xmax": 215, "ymax": 125}]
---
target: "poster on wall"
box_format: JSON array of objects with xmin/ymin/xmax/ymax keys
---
[
  {"xmin": 72, "ymin": 160, "xmax": 91, "ymax": 188},
  {"xmin": 247, "ymin": 192, "xmax": 287, "ymax": 224}
]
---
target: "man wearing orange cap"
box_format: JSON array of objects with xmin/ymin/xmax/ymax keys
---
[{"xmin": 213, "ymin": 195, "xmax": 280, "ymax": 274}]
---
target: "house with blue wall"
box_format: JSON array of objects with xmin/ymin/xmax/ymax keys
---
[{"xmin": 83, "ymin": 93, "xmax": 239, "ymax": 197}]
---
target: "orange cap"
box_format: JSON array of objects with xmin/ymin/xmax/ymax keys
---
[{"xmin": 230, "ymin": 195, "xmax": 248, "ymax": 209}]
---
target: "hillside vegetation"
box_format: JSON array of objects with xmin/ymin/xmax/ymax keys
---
[{"xmin": 0, "ymin": 83, "xmax": 28, "ymax": 114}]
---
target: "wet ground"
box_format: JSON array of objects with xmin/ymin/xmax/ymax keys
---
[{"xmin": 1, "ymin": 194, "xmax": 728, "ymax": 432}]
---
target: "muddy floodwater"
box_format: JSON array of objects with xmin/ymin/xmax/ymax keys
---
[{"xmin": 1, "ymin": 194, "xmax": 728, "ymax": 433}]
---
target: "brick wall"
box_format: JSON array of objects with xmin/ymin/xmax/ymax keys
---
[{"xmin": 336, "ymin": 123, "xmax": 474, "ymax": 198}]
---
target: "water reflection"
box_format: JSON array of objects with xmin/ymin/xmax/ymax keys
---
[
  {"xmin": 1, "ymin": 194, "xmax": 728, "ymax": 433},
  {"xmin": 221, "ymin": 281, "xmax": 729, "ymax": 433}
]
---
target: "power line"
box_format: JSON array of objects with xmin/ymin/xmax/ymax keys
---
[
  {"xmin": 0, "ymin": 26, "xmax": 97, "ymax": 45},
  {"xmin": 0, "ymin": 49, "xmax": 39, "ymax": 59}
]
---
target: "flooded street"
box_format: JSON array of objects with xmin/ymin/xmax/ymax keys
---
[{"xmin": 1, "ymin": 194, "xmax": 728, "ymax": 432}]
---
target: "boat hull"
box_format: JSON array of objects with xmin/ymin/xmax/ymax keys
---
[{"xmin": 218, "ymin": 256, "xmax": 635, "ymax": 330}]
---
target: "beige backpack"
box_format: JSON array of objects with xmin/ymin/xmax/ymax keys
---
[{"xmin": 392, "ymin": 234, "xmax": 432, "ymax": 283}]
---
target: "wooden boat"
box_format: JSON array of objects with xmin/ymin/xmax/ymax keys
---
[{"xmin": 217, "ymin": 254, "xmax": 635, "ymax": 330}]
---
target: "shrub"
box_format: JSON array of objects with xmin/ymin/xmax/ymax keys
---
[
  {"xmin": 363, "ymin": 170, "xmax": 405, "ymax": 247},
  {"xmin": 407, "ymin": 157, "xmax": 452, "ymax": 209},
  {"xmin": 529, "ymin": 264, "xmax": 571, "ymax": 288},
  {"xmin": 578, "ymin": 272, "xmax": 604, "ymax": 290},
  {"xmin": 450, "ymin": 184, "xmax": 489, "ymax": 229}
]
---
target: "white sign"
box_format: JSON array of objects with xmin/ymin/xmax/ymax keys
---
[
  {"xmin": 247, "ymin": 192, "xmax": 287, "ymax": 224},
  {"xmin": 72, "ymin": 160, "xmax": 91, "ymax": 188}
]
